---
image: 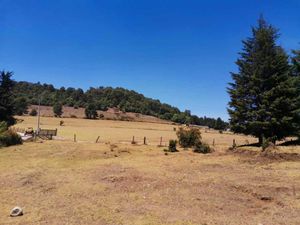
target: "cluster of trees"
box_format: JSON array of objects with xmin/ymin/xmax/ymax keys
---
[
  {"xmin": 228, "ymin": 17, "xmax": 300, "ymax": 145},
  {"xmin": 12, "ymin": 80, "xmax": 228, "ymax": 129}
]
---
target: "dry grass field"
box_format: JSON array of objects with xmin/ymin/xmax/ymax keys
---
[{"xmin": 1, "ymin": 116, "xmax": 300, "ymax": 225}]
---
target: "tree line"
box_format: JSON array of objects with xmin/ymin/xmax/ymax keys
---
[
  {"xmin": 3, "ymin": 76, "xmax": 228, "ymax": 129},
  {"xmin": 228, "ymin": 16, "xmax": 300, "ymax": 145}
]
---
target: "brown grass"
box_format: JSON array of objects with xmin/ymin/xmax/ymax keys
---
[{"xmin": 0, "ymin": 116, "xmax": 299, "ymax": 225}]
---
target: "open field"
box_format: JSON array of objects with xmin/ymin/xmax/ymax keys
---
[
  {"xmin": 1, "ymin": 116, "xmax": 300, "ymax": 224},
  {"xmin": 14, "ymin": 116, "xmax": 257, "ymax": 148}
]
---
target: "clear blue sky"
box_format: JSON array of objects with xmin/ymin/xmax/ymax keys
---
[{"xmin": 1, "ymin": 0, "xmax": 300, "ymax": 120}]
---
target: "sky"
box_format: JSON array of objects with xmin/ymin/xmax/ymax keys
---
[{"xmin": 1, "ymin": 0, "xmax": 300, "ymax": 120}]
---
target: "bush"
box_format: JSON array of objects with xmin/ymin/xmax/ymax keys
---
[
  {"xmin": 0, "ymin": 122, "xmax": 22, "ymax": 147},
  {"xmin": 193, "ymin": 141, "xmax": 212, "ymax": 154},
  {"xmin": 168, "ymin": 139, "xmax": 177, "ymax": 152},
  {"xmin": 29, "ymin": 108, "xmax": 37, "ymax": 116},
  {"xmin": 176, "ymin": 128, "xmax": 201, "ymax": 148},
  {"xmin": 70, "ymin": 114, "xmax": 77, "ymax": 118}
]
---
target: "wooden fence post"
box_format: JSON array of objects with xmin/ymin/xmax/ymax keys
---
[
  {"xmin": 213, "ymin": 138, "xmax": 215, "ymax": 146},
  {"xmin": 74, "ymin": 134, "xmax": 77, "ymax": 142},
  {"xmin": 131, "ymin": 136, "xmax": 135, "ymax": 144},
  {"xmin": 233, "ymin": 139, "xmax": 236, "ymax": 148},
  {"xmin": 95, "ymin": 136, "xmax": 100, "ymax": 143},
  {"xmin": 144, "ymin": 137, "xmax": 146, "ymax": 145},
  {"xmin": 160, "ymin": 137, "xmax": 162, "ymax": 146}
]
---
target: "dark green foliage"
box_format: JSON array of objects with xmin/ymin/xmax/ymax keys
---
[
  {"xmin": 0, "ymin": 122, "xmax": 22, "ymax": 147},
  {"xmin": 85, "ymin": 103, "xmax": 98, "ymax": 119},
  {"xmin": 53, "ymin": 103, "xmax": 63, "ymax": 117},
  {"xmin": 176, "ymin": 128, "xmax": 202, "ymax": 148},
  {"xmin": 193, "ymin": 141, "xmax": 212, "ymax": 154},
  {"xmin": 214, "ymin": 117, "xmax": 227, "ymax": 130},
  {"xmin": 0, "ymin": 71, "xmax": 15, "ymax": 125},
  {"xmin": 228, "ymin": 17, "xmax": 300, "ymax": 144},
  {"xmin": 291, "ymin": 50, "xmax": 300, "ymax": 76},
  {"xmin": 13, "ymin": 97, "xmax": 28, "ymax": 116},
  {"xmin": 29, "ymin": 108, "xmax": 37, "ymax": 116},
  {"xmin": 168, "ymin": 139, "xmax": 177, "ymax": 152},
  {"xmin": 291, "ymin": 49, "xmax": 300, "ymax": 138},
  {"xmin": 12, "ymin": 81, "xmax": 227, "ymax": 127}
]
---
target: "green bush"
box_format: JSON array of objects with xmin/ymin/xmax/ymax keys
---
[
  {"xmin": 0, "ymin": 122, "xmax": 22, "ymax": 147},
  {"xmin": 0, "ymin": 132, "xmax": 22, "ymax": 148},
  {"xmin": 29, "ymin": 108, "xmax": 37, "ymax": 116},
  {"xmin": 168, "ymin": 139, "xmax": 177, "ymax": 152},
  {"xmin": 0, "ymin": 121, "xmax": 8, "ymax": 133},
  {"xmin": 176, "ymin": 128, "xmax": 201, "ymax": 148},
  {"xmin": 193, "ymin": 141, "xmax": 212, "ymax": 154}
]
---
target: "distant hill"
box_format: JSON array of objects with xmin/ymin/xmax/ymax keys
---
[{"xmin": 12, "ymin": 81, "xmax": 228, "ymax": 130}]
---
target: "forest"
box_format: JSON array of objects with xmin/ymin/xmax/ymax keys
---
[{"xmin": 11, "ymin": 80, "xmax": 228, "ymax": 130}]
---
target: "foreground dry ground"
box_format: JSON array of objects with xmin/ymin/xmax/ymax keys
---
[{"xmin": 0, "ymin": 116, "xmax": 299, "ymax": 225}]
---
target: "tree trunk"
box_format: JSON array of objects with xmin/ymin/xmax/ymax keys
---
[{"xmin": 258, "ymin": 135, "xmax": 263, "ymax": 146}]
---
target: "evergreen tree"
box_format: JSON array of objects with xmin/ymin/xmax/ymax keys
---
[
  {"xmin": 291, "ymin": 49, "xmax": 300, "ymax": 137},
  {"xmin": 0, "ymin": 71, "xmax": 15, "ymax": 126},
  {"xmin": 291, "ymin": 49, "xmax": 300, "ymax": 76},
  {"xmin": 228, "ymin": 17, "xmax": 300, "ymax": 144}
]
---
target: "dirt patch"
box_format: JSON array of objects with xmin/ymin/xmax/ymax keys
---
[{"xmin": 229, "ymin": 147, "xmax": 300, "ymax": 163}]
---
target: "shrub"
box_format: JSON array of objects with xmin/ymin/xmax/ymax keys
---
[
  {"xmin": 168, "ymin": 139, "xmax": 177, "ymax": 152},
  {"xmin": 29, "ymin": 108, "xmax": 37, "ymax": 116},
  {"xmin": 70, "ymin": 114, "xmax": 77, "ymax": 118},
  {"xmin": 193, "ymin": 141, "xmax": 212, "ymax": 154},
  {"xmin": 176, "ymin": 128, "xmax": 201, "ymax": 148},
  {"xmin": 0, "ymin": 121, "xmax": 8, "ymax": 133},
  {"xmin": 0, "ymin": 130, "xmax": 22, "ymax": 147}
]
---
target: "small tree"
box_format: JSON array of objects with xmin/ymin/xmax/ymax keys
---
[
  {"xmin": 85, "ymin": 103, "xmax": 98, "ymax": 119},
  {"xmin": 53, "ymin": 103, "xmax": 63, "ymax": 117}
]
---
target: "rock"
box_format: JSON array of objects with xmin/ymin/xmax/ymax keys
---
[{"xmin": 10, "ymin": 206, "xmax": 23, "ymax": 217}]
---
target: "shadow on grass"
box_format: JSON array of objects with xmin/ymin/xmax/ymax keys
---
[
  {"xmin": 237, "ymin": 142, "xmax": 261, "ymax": 147},
  {"xmin": 278, "ymin": 139, "xmax": 300, "ymax": 146}
]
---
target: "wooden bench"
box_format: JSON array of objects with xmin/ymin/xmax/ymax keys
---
[{"xmin": 38, "ymin": 129, "xmax": 57, "ymax": 140}]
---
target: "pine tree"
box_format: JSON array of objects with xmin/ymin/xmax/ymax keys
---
[
  {"xmin": 291, "ymin": 49, "xmax": 300, "ymax": 137},
  {"xmin": 228, "ymin": 17, "xmax": 300, "ymax": 145},
  {"xmin": 0, "ymin": 71, "xmax": 15, "ymax": 126}
]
